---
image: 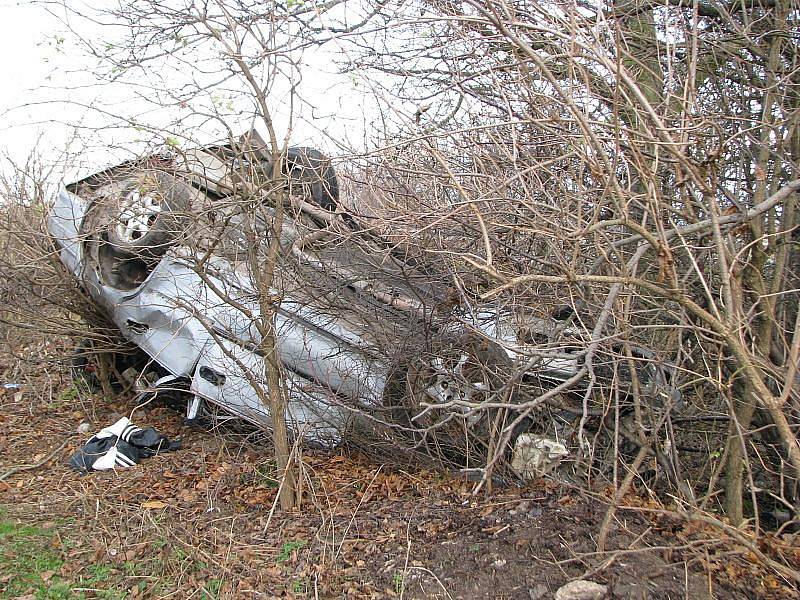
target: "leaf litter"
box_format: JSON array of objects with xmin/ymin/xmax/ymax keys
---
[{"xmin": 0, "ymin": 339, "xmax": 797, "ymax": 599}]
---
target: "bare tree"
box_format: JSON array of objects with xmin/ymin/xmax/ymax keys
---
[{"xmin": 41, "ymin": 0, "xmax": 384, "ymax": 510}]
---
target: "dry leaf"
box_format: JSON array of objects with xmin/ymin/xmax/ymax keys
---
[{"xmin": 141, "ymin": 500, "xmax": 167, "ymax": 510}]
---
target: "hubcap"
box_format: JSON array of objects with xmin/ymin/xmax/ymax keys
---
[
  {"xmin": 116, "ymin": 188, "xmax": 162, "ymax": 243},
  {"xmin": 422, "ymin": 355, "xmax": 487, "ymax": 425}
]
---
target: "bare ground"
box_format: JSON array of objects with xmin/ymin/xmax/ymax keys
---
[{"xmin": 1, "ymin": 342, "xmax": 798, "ymax": 599}]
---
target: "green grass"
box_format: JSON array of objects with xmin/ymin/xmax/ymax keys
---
[
  {"xmin": 0, "ymin": 516, "xmax": 127, "ymax": 600},
  {"xmin": 290, "ymin": 577, "xmax": 308, "ymax": 595},
  {"xmin": 202, "ymin": 578, "xmax": 223, "ymax": 599},
  {"xmin": 0, "ymin": 507, "xmax": 235, "ymax": 599},
  {"xmin": 392, "ymin": 571, "xmax": 404, "ymax": 595},
  {"xmin": 0, "ymin": 518, "xmax": 73, "ymax": 599},
  {"xmin": 55, "ymin": 385, "xmax": 80, "ymax": 406}
]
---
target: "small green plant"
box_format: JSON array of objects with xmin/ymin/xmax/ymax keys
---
[
  {"xmin": 255, "ymin": 460, "xmax": 279, "ymax": 488},
  {"xmin": 291, "ymin": 577, "xmax": 308, "ymax": 594},
  {"xmin": 392, "ymin": 571, "xmax": 404, "ymax": 595},
  {"xmin": 39, "ymin": 581, "xmax": 76, "ymax": 599},
  {"xmin": 276, "ymin": 540, "xmax": 306, "ymax": 562},
  {"xmin": 57, "ymin": 385, "xmax": 80, "ymax": 405},
  {"xmin": 203, "ymin": 578, "xmax": 223, "ymax": 599},
  {"xmin": 152, "ymin": 536, "xmax": 168, "ymax": 551},
  {"xmin": 172, "ymin": 546, "xmax": 188, "ymax": 561},
  {"xmin": 84, "ymin": 563, "xmax": 113, "ymax": 583}
]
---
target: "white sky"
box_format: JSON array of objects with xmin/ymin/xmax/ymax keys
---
[
  {"xmin": 0, "ymin": 1, "xmax": 394, "ymax": 188},
  {"xmin": 0, "ymin": 2, "xmax": 68, "ymax": 175}
]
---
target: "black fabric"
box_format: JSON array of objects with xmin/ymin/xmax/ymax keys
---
[{"xmin": 68, "ymin": 418, "xmax": 180, "ymax": 474}]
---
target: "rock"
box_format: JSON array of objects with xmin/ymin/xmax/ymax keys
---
[
  {"xmin": 554, "ymin": 580, "xmax": 608, "ymax": 600},
  {"xmin": 528, "ymin": 583, "xmax": 549, "ymax": 599},
  {"xmin": 77, "ymin": 422, "xmax": 92, "ymax": 434}
]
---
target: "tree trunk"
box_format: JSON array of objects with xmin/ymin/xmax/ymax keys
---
[
  {"xmin": 261, "ymin": 313, "xmax": 297, "ymax": 511},
  {"xmin": 723, "ymin": 378, "xmax": 757, "ymax": 525}
]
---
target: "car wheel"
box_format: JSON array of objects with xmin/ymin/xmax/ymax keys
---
[
  {"xmin": 103, "ymin": 170, "xmax": 199, "ymax": 259},
  {"xmin": 384, "ymin": 332, "xmax": 519, "ymax": 459},
  {"xmin": 264, "ymin": 146, "xmax": 340, "ymax": 212}
]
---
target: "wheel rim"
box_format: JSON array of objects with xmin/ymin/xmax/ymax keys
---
[
  {"xmin": 115, "ymin": 188, "xmax": 162, "ymax": 243},
  {"xmin": 419, "ymin": 354, "xmax": 488, "ymax": 426}
]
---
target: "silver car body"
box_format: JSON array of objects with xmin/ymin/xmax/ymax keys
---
[
  {"xmin": 48, "ymin": 144, "xmax": 678, "ymax": 448},
  {"xmin": 49, "ymin": 174, "xmax": 389, "ymax": 445}
]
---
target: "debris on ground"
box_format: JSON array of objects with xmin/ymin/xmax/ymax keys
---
[
  {"xmin": 511, "ymin": 434, "xmax": 570, "ymax": 480},
  {"xmin": 554, "ymin": 579, "xmax": 608, "ymax": 600},
  {"xmin": 1, "ymin": 339, "xmax": 797, "ymax": 599},
  {"xmin": 68, "ymin": 416, "xmax": 180, "ymax": 473}
]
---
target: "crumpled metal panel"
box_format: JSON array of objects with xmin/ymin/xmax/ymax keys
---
[
  {"xmin": 47, "ymin": 144, "xmax": 682, "ymax": 452},
  {"xmin": 47, "ymin": 187, "xmax": 86, "ymax": 277},
  {"xmin": 190, "ymin": 337, "xmax": 349, "ymax": 446},
  {"xmin": 79, "ymin": 255, "xmax": 219, "ymax": 376},
  {"xmin": 51, "ymin": 186, "xmax": 391, "ymax": 428},
  {"xmin": 80, "ymin": 249, "xmax": 391, "ymax": 402},
  {"xmin": 271, "ymin": 300, "xmax": 389, "ymax": 405}
]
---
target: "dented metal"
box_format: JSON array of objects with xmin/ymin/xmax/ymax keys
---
[{"xmin": 48, "ymin": 135, "xmax": 681, "ymax": 467}]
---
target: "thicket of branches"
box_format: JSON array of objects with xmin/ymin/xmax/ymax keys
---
[
  {"xmin": 0, "ymin": 0, "xmax": 797, "ymax": 575},
  {"xmin": 343, "ymin": 0, "xmax": 800, "ymax": 529}
]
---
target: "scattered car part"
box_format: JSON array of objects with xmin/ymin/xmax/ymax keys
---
[{"xmin": 511, "ymin": 434, "xmax": 570, "ymax": 480}]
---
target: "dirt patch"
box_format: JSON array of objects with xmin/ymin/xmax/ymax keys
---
[{"xmin": 1, "ymin": 347, "xmax": 798, "ymax": 599}]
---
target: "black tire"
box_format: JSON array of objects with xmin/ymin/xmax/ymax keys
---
[
  {"xmin": 284, "ymin": 146, "xmax": 340, "ymax": 211},
  {"xmin": 103, "ymin": 170, "xmax": 198, "ymax": 259}
]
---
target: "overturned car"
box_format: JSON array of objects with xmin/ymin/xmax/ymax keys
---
[{"xmin": 48, "ymin": 131, "xmax": 680, "ymax": 474}]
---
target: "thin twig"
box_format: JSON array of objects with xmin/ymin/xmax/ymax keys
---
[{"xmin": 0, "ymin": 437, "xmax": 72, "ymax": 482}]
